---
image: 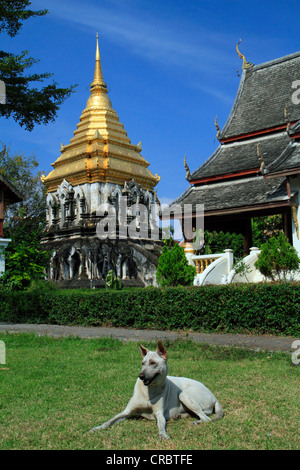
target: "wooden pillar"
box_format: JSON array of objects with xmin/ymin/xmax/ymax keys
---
[{"xmin": 242, "ymin": 218, "xmax": 252, "ymax": 256}]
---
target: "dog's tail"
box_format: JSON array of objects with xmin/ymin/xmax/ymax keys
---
[{"xmin": 211, "ymin": 399, "xmax": 224, "ymax": 421}]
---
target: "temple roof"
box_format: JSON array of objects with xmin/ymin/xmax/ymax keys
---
[
  {"xmin": 288, "ymin": 119, "xmax": 300, "ymax": 137},
  {"xmin": 190, "ymin": 132, "xmax": 291, "ymax": 182},
  {"xmin": 165, "ymin": 175, "xmax": 291, "ymax": 217},
  {"xmin": 219, "ymin": 51, "xmax": 300, "ymax": 141},
  {"xmin": 0, "ymin": 173, "xmax": 23, "ymax": 204},
  {"xmin": 42, "ymin": 35, "xmax": 160, "ymax": 193},
  {"xmin": 165, "ymin": 49, "xmax": 300, "ymax": 222},
  {"xmin": 265, "ymin": 139, "xmax": 300, "ymax": 177}
]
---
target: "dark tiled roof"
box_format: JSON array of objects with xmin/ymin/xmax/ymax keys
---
[
  {"xmin": 166, "ymin": 176, "xmax": 289, "ymax": 216},
  {"xmin": 190, "ymin": 132, "xmax": 291, "ymax": 181},
  {"xmin": 265, "ymin": 141, "xmax": 300, "ymax": 176},
  {"xmin": 0, "ymin": 173, "xmax": 23, "ymax": 203},
  {"xmin": 165, "ymin": 52, "xmax": 300, "ymax": 220},
  {"xmin": 220, "ymin": 52, "xmax": 300, "ymax": 140},
  {"xmin": 289, "ymin": 119, "xmax": 300, "ymax": 136}
]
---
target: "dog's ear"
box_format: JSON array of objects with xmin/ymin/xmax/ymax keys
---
[
  {"xmin": 157, "ymin": 341, "xmax": 167, "ymax": 360},
  {"xmin": 139, "ymin": 343, "xmax": 149, "ymax": 358}
]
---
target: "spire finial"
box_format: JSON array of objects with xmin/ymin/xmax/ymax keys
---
[
  {"xmin": 85, "ymin": 32, "xmax": 113, "ymax": 110},
  {"xmin": 91, "ymin": 31, "xmax": 106, "ymax": 88},
  {"xmin": 236, "ymin": 39, "xmax": 254, "ymax": 70}
]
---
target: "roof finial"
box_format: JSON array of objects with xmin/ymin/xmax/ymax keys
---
[
  {"xmin": 257, "ymin": 143, "xmax": 265, "ymax": 174},
  {"xmin": 184, "ymin": 154, "xmax": 191, "ymax": 181},
  {"xmin": 215, "ymin": 115, "xmax": 221, "ymax": 140},
  {"xmin": 284, "ymin": 105, "xmax": 291, "ymax": 134},
  {"xmin": 91, "ymin": 31, "xmax": 106, "ymax": 89},
  {"xmin": 236, "ymin": 39, "xmax": 254, "ymax": 70},
  {"xmin": 85, "ymin": 32, "xmax": 113, "ymax": 110}
]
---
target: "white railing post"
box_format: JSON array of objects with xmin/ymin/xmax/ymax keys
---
[
  {"xmin": 183, "ymin": 241, "xmax": 195, "ymax": 266},
  {"xmin": 223, "ymin": 249, "xmax": 234, "ymax": 272}
]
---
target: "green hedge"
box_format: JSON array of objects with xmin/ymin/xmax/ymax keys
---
[{"xmin": 0, "ymin": 283, "xmax": 299, "ymax": 336}]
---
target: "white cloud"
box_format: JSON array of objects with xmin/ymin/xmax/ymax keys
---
[{"xmin": 33, "ymin": 0, "xmax": 235, "ymax": 77}]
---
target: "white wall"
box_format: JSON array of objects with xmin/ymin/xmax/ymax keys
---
[
  {"xmin": 0, "ymin": 238, "xmax": 11, "ymax": 277},
  {"xmin": 289, "ymin": 174, "xmax": 300, "ymax": 257}
]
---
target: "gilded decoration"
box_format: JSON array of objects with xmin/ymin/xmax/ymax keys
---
[{"xmin": 42, "ymin": 34, "xmax": 159, "ymax": 193}]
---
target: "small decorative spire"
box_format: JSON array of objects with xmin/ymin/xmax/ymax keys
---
[
  {"xmin": 85, "ymin": 32, "xmax": 113, "ymax": 111},
  {"xmin": 257, "ymin": 143, "xmax": 265, "ymax": 174},
  {"xmin": 184, "ymin": 154, "xmax": 191, "ymax": 181},
  {"xmin": 91, "ymin": 32, "xmax": 106, "ymax": 89},
  {"xmin": 284, "ymin": 105, "xmax": 291, "ymax": 134},
  {"xmin": 236, "ymin": 39, "xmax": 254, "ymax": 70},
  {"xmin": 215, "ymin": 115, "xmax": 221, "ymax": 140},
  {"xmin": 93, "ymin": 129, "xmax": 102, "ymax": 139}
]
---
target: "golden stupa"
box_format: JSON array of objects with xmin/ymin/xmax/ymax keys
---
[{"xmin": 42, "ymin": 34, "xmax": 160, "ymax": 193}]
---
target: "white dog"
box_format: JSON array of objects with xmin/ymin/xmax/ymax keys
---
[{"xmin": 90, "ymin": 340, "xmax": 224, "ymax": 439}]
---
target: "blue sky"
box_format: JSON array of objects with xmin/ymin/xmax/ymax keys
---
[{"xmin": 1, "ymin": 0, "xmax": 300, "ymax": 207}]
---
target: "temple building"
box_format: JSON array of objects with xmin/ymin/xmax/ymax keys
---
[
  {"xmin": 41, "ymin": 35, "xmax": 161, "ymax": 287},
  {"xmin": 0, "ymin": 173, "xmax": 23, "ymax": 276},
  {"xmin": 166, "ymin": 45, "xmax": 300, "ymax": 263}
]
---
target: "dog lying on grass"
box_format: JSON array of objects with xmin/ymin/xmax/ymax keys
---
[{"xmin": 90, "ymin": 340, "xmax": 224, "ymax": 439}]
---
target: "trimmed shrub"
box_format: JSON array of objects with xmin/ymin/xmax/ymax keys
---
[
  {"xmin": 255, "ymin": 233, "xmax": 300, "ymax": 281},
  {"xmin": 156, "ymin": 244, "xmax": 196, "ymax": 287},
  {"xmin": 0, "ymin": 283, "xmax": 299, "ymax": 336}
]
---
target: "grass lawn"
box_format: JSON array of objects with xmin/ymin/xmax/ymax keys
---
[{"xmin": 0, "ymin": 332, "xmax": 299, "ymax": 450}]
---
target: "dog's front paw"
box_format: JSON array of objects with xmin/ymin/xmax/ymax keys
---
[
  {"xmin": 89, "ymin": 426, "xmax": 101, "ymax": 433},
  {"xmin": 89, "ymin": 423, "xmax": 108, "ymax": 432}
]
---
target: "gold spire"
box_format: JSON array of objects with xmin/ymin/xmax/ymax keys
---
[
  {"xmin": 91, "ymin": 32, "xmax": 106, "ymax": 88},
  {"xmin": 41, "ymin": 33, "xmax": 159, "ymax": 193},
  {"xmin": 86, "ymin": 33, "xmax": 112, "ymax": 110}
]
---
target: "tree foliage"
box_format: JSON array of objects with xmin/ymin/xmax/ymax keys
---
[
  {"xmin": 254, "ymin": 232, "xmax": 300, "ymax": 282},
  {"xmin": 0, "ymin": 1, "xmax": 47, "ymax": 37},
  {"xmin": 0, "ymin": 144, "xmax": 46, "ymax": 237},
  {"xmin": 200, "ymin": 230, "xmax": 244, "ymax": 258},
  {"xmin": 156, "ymin": 243, "xmax": 196, "ymax": 287},
  {"xmin": 0, "ymin": 228, "xmax": 50, "ymax": 290},
  {"xmin": 252, "ymin": 215, "xmax": 283, "ymax": 247},
  {"xmin": 105, "ymin": 269, "xmax": 122, "ymax": 290},
  {"xmin": 0, "ymin": 144, "xmax": 49, "ymax": 290},
  {"xmin": 196, "ymin": 216, "xmax": 284, "ymax": 260},
  {"xmin": 0, "ymin": 1, "xmax": 75, "ymax": 130}
]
